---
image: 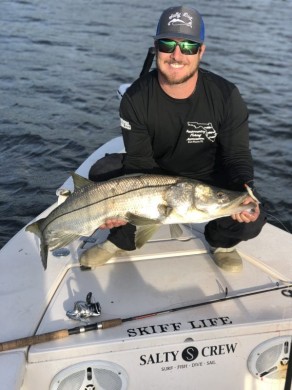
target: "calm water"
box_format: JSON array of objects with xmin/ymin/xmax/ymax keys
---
[{"xmin": 0, "ymin": 0, "xmax": 291, "ymax": 248}]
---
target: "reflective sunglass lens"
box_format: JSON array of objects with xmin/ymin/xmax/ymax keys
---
[
  {"xmin": 157, "ymin": 39, "xmax": 200, "ymax": 55},
  {"xmin": 157, "ymin": 40, "xmax": 176, "ymax": 53},
  {"xmin": 180, "ymin": 42, "xmax": 200, "ymax": 55}
]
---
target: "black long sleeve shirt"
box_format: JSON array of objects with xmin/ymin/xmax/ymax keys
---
[{"xmin": 120, "ymin": 68, "xmax": 254, "ymax": 191}]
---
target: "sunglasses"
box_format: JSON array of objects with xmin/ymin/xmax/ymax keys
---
[{"xmin": 156, "ymin": 39, "xmax": 201, "ymax": 55}]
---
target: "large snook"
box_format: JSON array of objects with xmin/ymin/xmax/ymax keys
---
[{"xmin": 26, "ymin": 173, "xmax": 257, "ymax": 269}]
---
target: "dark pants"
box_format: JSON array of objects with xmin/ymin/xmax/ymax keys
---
[
  {"xmin": 108, "ymin": 205, "xmax": 267, "ymax": 250},
  {"xmin": 204, "ymin": 204, "xmax": 267, "ymax": 248}
]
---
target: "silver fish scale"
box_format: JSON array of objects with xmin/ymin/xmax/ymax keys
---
[{"xmin": 44, "ymin": 175, "xmax": 182, "ymax": 242}]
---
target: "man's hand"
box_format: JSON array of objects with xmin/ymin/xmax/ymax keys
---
[
  {"xmin": 99, "ymin": 218, "xmax": 128, "ymax": 229},
  {"xmin": 231, "ymin": 196, "xmax": 260, "ymax": 223}
]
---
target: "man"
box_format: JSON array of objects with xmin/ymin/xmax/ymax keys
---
[{"xmin": 80, "ymin": 5, "xmax": 266, "ymax": 272}]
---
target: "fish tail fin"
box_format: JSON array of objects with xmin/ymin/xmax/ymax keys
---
[
  {"xmin": 25, "ymin": 219, "xmax": 48, "ymax": 270},
  {"xmin": 25, "ymin": 219, "xmax": 43, "ymax": 237},
  {"xmin": 40, "ymin": 243, "xmax": 49, "ymax": 270}
]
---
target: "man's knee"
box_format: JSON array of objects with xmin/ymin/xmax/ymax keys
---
[
  {"xmin": 240, "ymin": 206, "xmax": 267, "ymax": 240},
  {"xmin": 205, "ymin": 206, "xmax": 267, "ymax": 247}
]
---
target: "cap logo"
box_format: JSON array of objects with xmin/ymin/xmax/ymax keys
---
[{"xmin": 168, "ymin": 12, "xmax": 193, "ymax": 29}]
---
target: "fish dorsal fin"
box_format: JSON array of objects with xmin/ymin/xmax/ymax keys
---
[{"xmin": 71, "ymin": 172, "xmax": 93, "ymax": 191}]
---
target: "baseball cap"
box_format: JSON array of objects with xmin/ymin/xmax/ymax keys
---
[{"xmin": 154, "ymin": 6, "xmax": 205, "ymax": 43}]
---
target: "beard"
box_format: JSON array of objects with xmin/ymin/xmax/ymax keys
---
[{"xmin": 156, "ymin": 59, "xmax": 199, "ymax": 85}]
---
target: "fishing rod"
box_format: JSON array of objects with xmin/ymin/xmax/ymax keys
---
[{"xmin": 1, "ymin": 282, "xmax": 291, "ymax": 352}]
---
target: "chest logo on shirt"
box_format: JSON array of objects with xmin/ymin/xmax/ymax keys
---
[{"xmin": 186, "ymin": 122, "xmax": 217, "ymax": 144}]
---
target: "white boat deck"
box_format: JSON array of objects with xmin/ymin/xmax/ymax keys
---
[{"xmin": 31, "ymin": 223, "xmax": 292, "ymax": 361}]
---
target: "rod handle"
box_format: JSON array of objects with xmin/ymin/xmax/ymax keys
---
[
  {"xmin": 0, "ymin": 329, "xmax": 69, "ymax": 352},
  {"xmin": 100, "ymin": 318, "xmax": 123, "ymax": 329}
]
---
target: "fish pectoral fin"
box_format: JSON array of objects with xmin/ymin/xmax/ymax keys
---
[
  {"xmin": 169, "ymin": 224, "xmax": 183, "ymax": 239},
  {"xmin": 158, "ymin": 204, "xmax": 173, "ymax": 217},
  {"xmin": 135, "ymin": 225, "xmax": 161, "ymax": 248},
  {"xmin": 71, "ymin": 172, "xmax": 93, "ymax": 191},
  {"xmin": 126, "ymin": 212, "xmax": 161, "ymax": 226}
]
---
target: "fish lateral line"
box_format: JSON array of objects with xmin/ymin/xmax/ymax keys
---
[{"xmin": 37, "ymin": 182, "xmax": 176, "ymax": 232}]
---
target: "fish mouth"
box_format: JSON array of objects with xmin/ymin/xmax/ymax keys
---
[
  {"xmin": 222, "ymin": 194, "xmax": 257, "ymax": 214},
  {"xmin": 233, "ymin": 185, "xmax": 260, "ymax": 213},
  {"xmin": 196, "ymin": 193, "xmax": 257, "ymax": 216}
]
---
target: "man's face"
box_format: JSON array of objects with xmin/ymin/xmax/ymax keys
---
[{"xmin": 156, "ymin": 38, "xmax": 205, "ymax": 85}]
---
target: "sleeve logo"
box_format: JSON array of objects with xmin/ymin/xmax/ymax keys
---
[{"xmin": 120, "ymin": 118, "xmax": 132, "ymax": 130}]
